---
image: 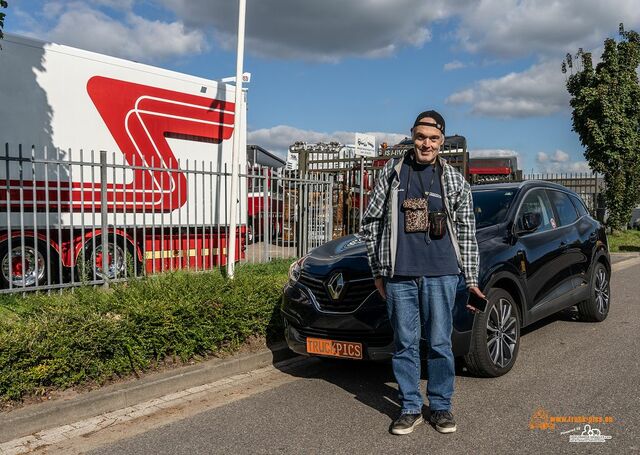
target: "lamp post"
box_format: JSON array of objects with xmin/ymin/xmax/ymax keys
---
[{"xmin": 226, "ymin": 0, "xmax": 246, "ymax": 278}]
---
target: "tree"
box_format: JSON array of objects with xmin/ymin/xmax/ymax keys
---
[
  {"xmin": 564, "ymin": 23, "xmax": 640, "ymax": 231},
  {"xmin": 0, "ymin": 1, "xmax": 7, "ymax": 41}
]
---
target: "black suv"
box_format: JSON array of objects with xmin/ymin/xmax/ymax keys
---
[{"xmin": 282, "ymin": 181, "xmax": 610, "ymax": 377}]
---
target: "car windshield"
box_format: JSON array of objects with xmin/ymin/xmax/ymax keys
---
[{"xmin": 472, "ymin": 189, "xmax": 516, "ymax": 228}]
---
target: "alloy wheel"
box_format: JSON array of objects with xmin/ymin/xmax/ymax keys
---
[
  {"xmin": 486, "ymin": 298, "xmax": 518, "ymax": 368},
  {"xmin": 594, "ymin": 266, "xmax": 610, "ymax": 314}
]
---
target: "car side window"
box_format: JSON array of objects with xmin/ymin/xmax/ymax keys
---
[
  {"xmin": 517, "ymin": 189, "xmax": 555, "ymax": 233},
  {"xmin": 570, "ymin": 194, "xmax": 589, "ymax": 218},
  {"xmin": 548, "ymin": 190, "xmax": 578, "ymax": 226}
]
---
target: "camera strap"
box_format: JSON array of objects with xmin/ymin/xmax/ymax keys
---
[{"xmin": 406, "ymin": 161, "xmax": 437, "ymax": 205}]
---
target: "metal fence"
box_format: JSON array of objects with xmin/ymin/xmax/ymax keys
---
[
  {"xmin": 2, "ymin": 141, "xmax": 607, "ymax": 296},
  {"xmin": 304, "ymin": 163, "xmax": 606, "ymax": 239},
  {"xmin": 1, "ymin": 144, "xmax": 333, "ymax": 294}
]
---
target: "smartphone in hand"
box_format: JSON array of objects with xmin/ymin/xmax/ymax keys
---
[{"xmin": 467, "ymin": 292, "xmax": 488, "ymax": 313}]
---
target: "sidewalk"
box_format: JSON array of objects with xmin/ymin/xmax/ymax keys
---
[{"xmin": 0, "ymin": 342, "xmax": 298, "ymax": 444}]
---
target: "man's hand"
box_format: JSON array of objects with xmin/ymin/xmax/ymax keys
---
[
  {"xmin": 466, "ymin": 286, "xmax": 486, "ymax": 313},
  {"xmin": 375, "ymin": 277, "xmax": 386, "ymax": 300}
]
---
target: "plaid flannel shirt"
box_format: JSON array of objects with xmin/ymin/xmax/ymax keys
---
[{"xmin": 360, "ymin": 153, "xmax": 479, "ymax": 288}]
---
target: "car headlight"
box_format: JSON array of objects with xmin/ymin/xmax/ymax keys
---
[{"xmin": 288, "ymin": 257, "xmax": 304, "ymax": 283}]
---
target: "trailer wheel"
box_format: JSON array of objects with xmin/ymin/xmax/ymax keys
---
[
  {"xmin": 0, "ymin": 238, "xmax": 58, "ymax": 289},
  {"xmin": 77, "ymin": 235, "xmax": 140, "ymax": 281}
]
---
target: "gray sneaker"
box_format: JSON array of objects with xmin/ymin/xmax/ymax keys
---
[
  {"xmin": 390, "ymin": 413, "xmax": 424, "ymax": 435},
  {"xmin": 430, "ymin": 410, "xmax": 457, "ymax": 433}
]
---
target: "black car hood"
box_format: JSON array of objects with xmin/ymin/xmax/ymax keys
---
[{"xmin": 302, "ymin": 235, "xmax": 371, "ymax": 277}]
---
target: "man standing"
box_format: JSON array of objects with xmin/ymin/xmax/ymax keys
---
[{"xmin": 360, "ymin": 110, "xmax": 483, "ymax": 435}]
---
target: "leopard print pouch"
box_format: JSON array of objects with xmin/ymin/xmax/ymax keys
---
[{"xmin": 402, "ymin": 198, "xmax": 429, "ymax": 232}]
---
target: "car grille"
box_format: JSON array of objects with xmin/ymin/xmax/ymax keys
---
[
  {"xmin": 295, "ymin": 326, "xmax": 393, "ymax": 348},
  {"xmin": 298, "ymin": 272, "xmax": 375, "ymax": 312}
]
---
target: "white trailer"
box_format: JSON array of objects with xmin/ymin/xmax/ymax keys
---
[{"xmin": 0, "ymin": 34, "xmax": 248, "ymax": 288}]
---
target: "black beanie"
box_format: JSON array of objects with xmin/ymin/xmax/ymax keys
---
[{"xmin": 412, "ymin": 110, "xmax": 445, "ymax": 134}]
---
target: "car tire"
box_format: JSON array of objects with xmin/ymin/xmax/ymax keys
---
[
  {"xmin": 577, "ymin": 262, "xmax": 610, "ymax": 322},
  {"xmin": 464, "ymin": 288, "xmax": 521, "ymax": 378}
]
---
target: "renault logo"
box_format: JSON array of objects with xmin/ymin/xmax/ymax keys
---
[{"xmin": 326, "ymin": 273, "xmax": 345, "ymax": 301}]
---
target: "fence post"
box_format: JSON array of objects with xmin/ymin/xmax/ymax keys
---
[
  {"xmin": 100, "ymin": 150, "xmax": 109, "ymax": 289},
  {"xmin": 359, "ymin": 156, "xmax": 364, "ymax": 229},
  {"xmin": 328, "ymin": 175, "xmax": 334, "ymax": 241},
  {"xmin": 263, "ymin": 166, "xmax": 270, "ymax": 261}
]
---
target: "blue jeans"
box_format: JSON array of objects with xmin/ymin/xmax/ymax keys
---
[{"xmin": 385, "ymin": 274, "xmax": 458, "ymax": 415}]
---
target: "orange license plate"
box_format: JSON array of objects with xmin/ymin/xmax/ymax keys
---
[{"xmin": 306, "ymin": 337, "xmax": 363, "ymax": 360}]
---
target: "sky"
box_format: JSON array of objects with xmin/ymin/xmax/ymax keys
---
[{"xmin": 5, "ymin": 0, "xmax": 640, "ymax": 173}]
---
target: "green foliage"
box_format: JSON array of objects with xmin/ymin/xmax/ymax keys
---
[
  {"xmin": 0, "ymin": 1, "xmax": 7, "ymax": 41},
  {"xmin": 0, "ymin": 259, "xmax": 292, "ymax": 402},
  {"xmin": 565, "ymin": 24, "xmax": 640, "ymax": 230},
  {"xmin": 607, "ymin": 229, "xmax": 640, "ymax": 252}
]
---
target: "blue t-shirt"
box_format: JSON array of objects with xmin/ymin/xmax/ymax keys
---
[{"xmin": 394, "ymin": 158, "xmax": 459, "ymax": 277}]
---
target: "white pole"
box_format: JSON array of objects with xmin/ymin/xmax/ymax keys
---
[
  {"xmin": 227, "ymin": 0, "xmax": 246, "ymax": 278},
  {"xmin": 359, "ymin": 156, "xmax": 364, "ymax": 227}
]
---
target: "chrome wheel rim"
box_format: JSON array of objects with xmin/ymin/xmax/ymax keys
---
[
  {"xmin": 594, "ymin": 267, "xmax": 610, "ymax": 314},
  {"xmin": 90, "ymin": 243, "xmax": 126, "ymax": 279},
  {"xmin": 486, "ymin": 298, "xmax": 518, "ymax": 368},
  {"xmin": 1, "ymin": 245, "xmax": 46, "ymax": 286}
]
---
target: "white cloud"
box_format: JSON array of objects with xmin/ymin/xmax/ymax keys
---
[
  {"xmin": 20, "ymin": 0, "xmax": 640, "ymax": 64},
  {"xmin": 456, "ymin": 0, "xmax": 640, "ymax": 59},
  {"xmin": 551, "ymin": 150, "xmax": 570, "ymax": 162},
  {"xmin": 535, "ymin": 149, "xmax": 591, "ymax": 173},
  {"xmin": 248, "ymin": 125, "xmax": 406, "ymax": 157},
  {"xmin": 534, "ymin": 161, "xmax": 592, "ymax": 174},
  {"xmin": 161, "ymin": 0, "xmax": 472, "ymax": 61},
  {"xmin": 18, "ymin": 0, "xmax": 640, "ymax": 66},
  {"xmin": 31, "ymin": 2, "xmax": 207, "ymax": 63},
  {"xmin": 158, "ymin": 0, "xmax": 640, "ymax": 61},
  {"xmin": 446, "ymin": 59, "xmax": 569, "ymax": 117},
  {"xmin": 446, "ymin": 89, "xmax": 474, "ymax": 104},
  {"xmin": 444, "ymin": 60, "xmax": 466, "ymax": 71}
]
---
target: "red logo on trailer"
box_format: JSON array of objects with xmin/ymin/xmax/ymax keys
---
[
  {"xmin": 87, "ymin": 76, "xmax": 235, "ymax": 211},
  {"xmin": 2, "ymin": 76, "xmax": 235, "ymax": 212}
]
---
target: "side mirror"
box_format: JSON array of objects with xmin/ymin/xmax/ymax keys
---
[{"xmin": 520, "ymin": 211, "xmax": 542, "ymax": 233}]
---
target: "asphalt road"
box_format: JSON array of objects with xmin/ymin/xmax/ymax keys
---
[{"xmin": 51, "ymin": 260, "xmax": 640, "ymax": 455}]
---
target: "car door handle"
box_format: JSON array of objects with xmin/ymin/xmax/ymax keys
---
[
  {"xmin": 560, "ymin": 240, "xmax": 568, "ymax": 249},
  {"xmin": 589, "ymin": 232, "xmax": 597, "ymax": 242}
]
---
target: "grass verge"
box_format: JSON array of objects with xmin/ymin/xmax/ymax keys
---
[
  {"xmin": 0, "ymin": 259, "xmax": 292, "ymax": 404},
  {"xmin": 608, "ymin": 229, "xmax": 640, "ymax": 252}
]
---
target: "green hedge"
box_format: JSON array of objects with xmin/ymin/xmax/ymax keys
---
[{"xmin": 0, "ymin": 260, "xmax": 291, "ymax": 402}]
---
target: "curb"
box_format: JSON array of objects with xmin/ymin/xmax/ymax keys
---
[
  {"xmin": 612, "ymin": 255, "xmax": 640, "ymax": 272},
  {"xmin": 0, "ymin": 342, "xmax": 298, "ymax": 443}
]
